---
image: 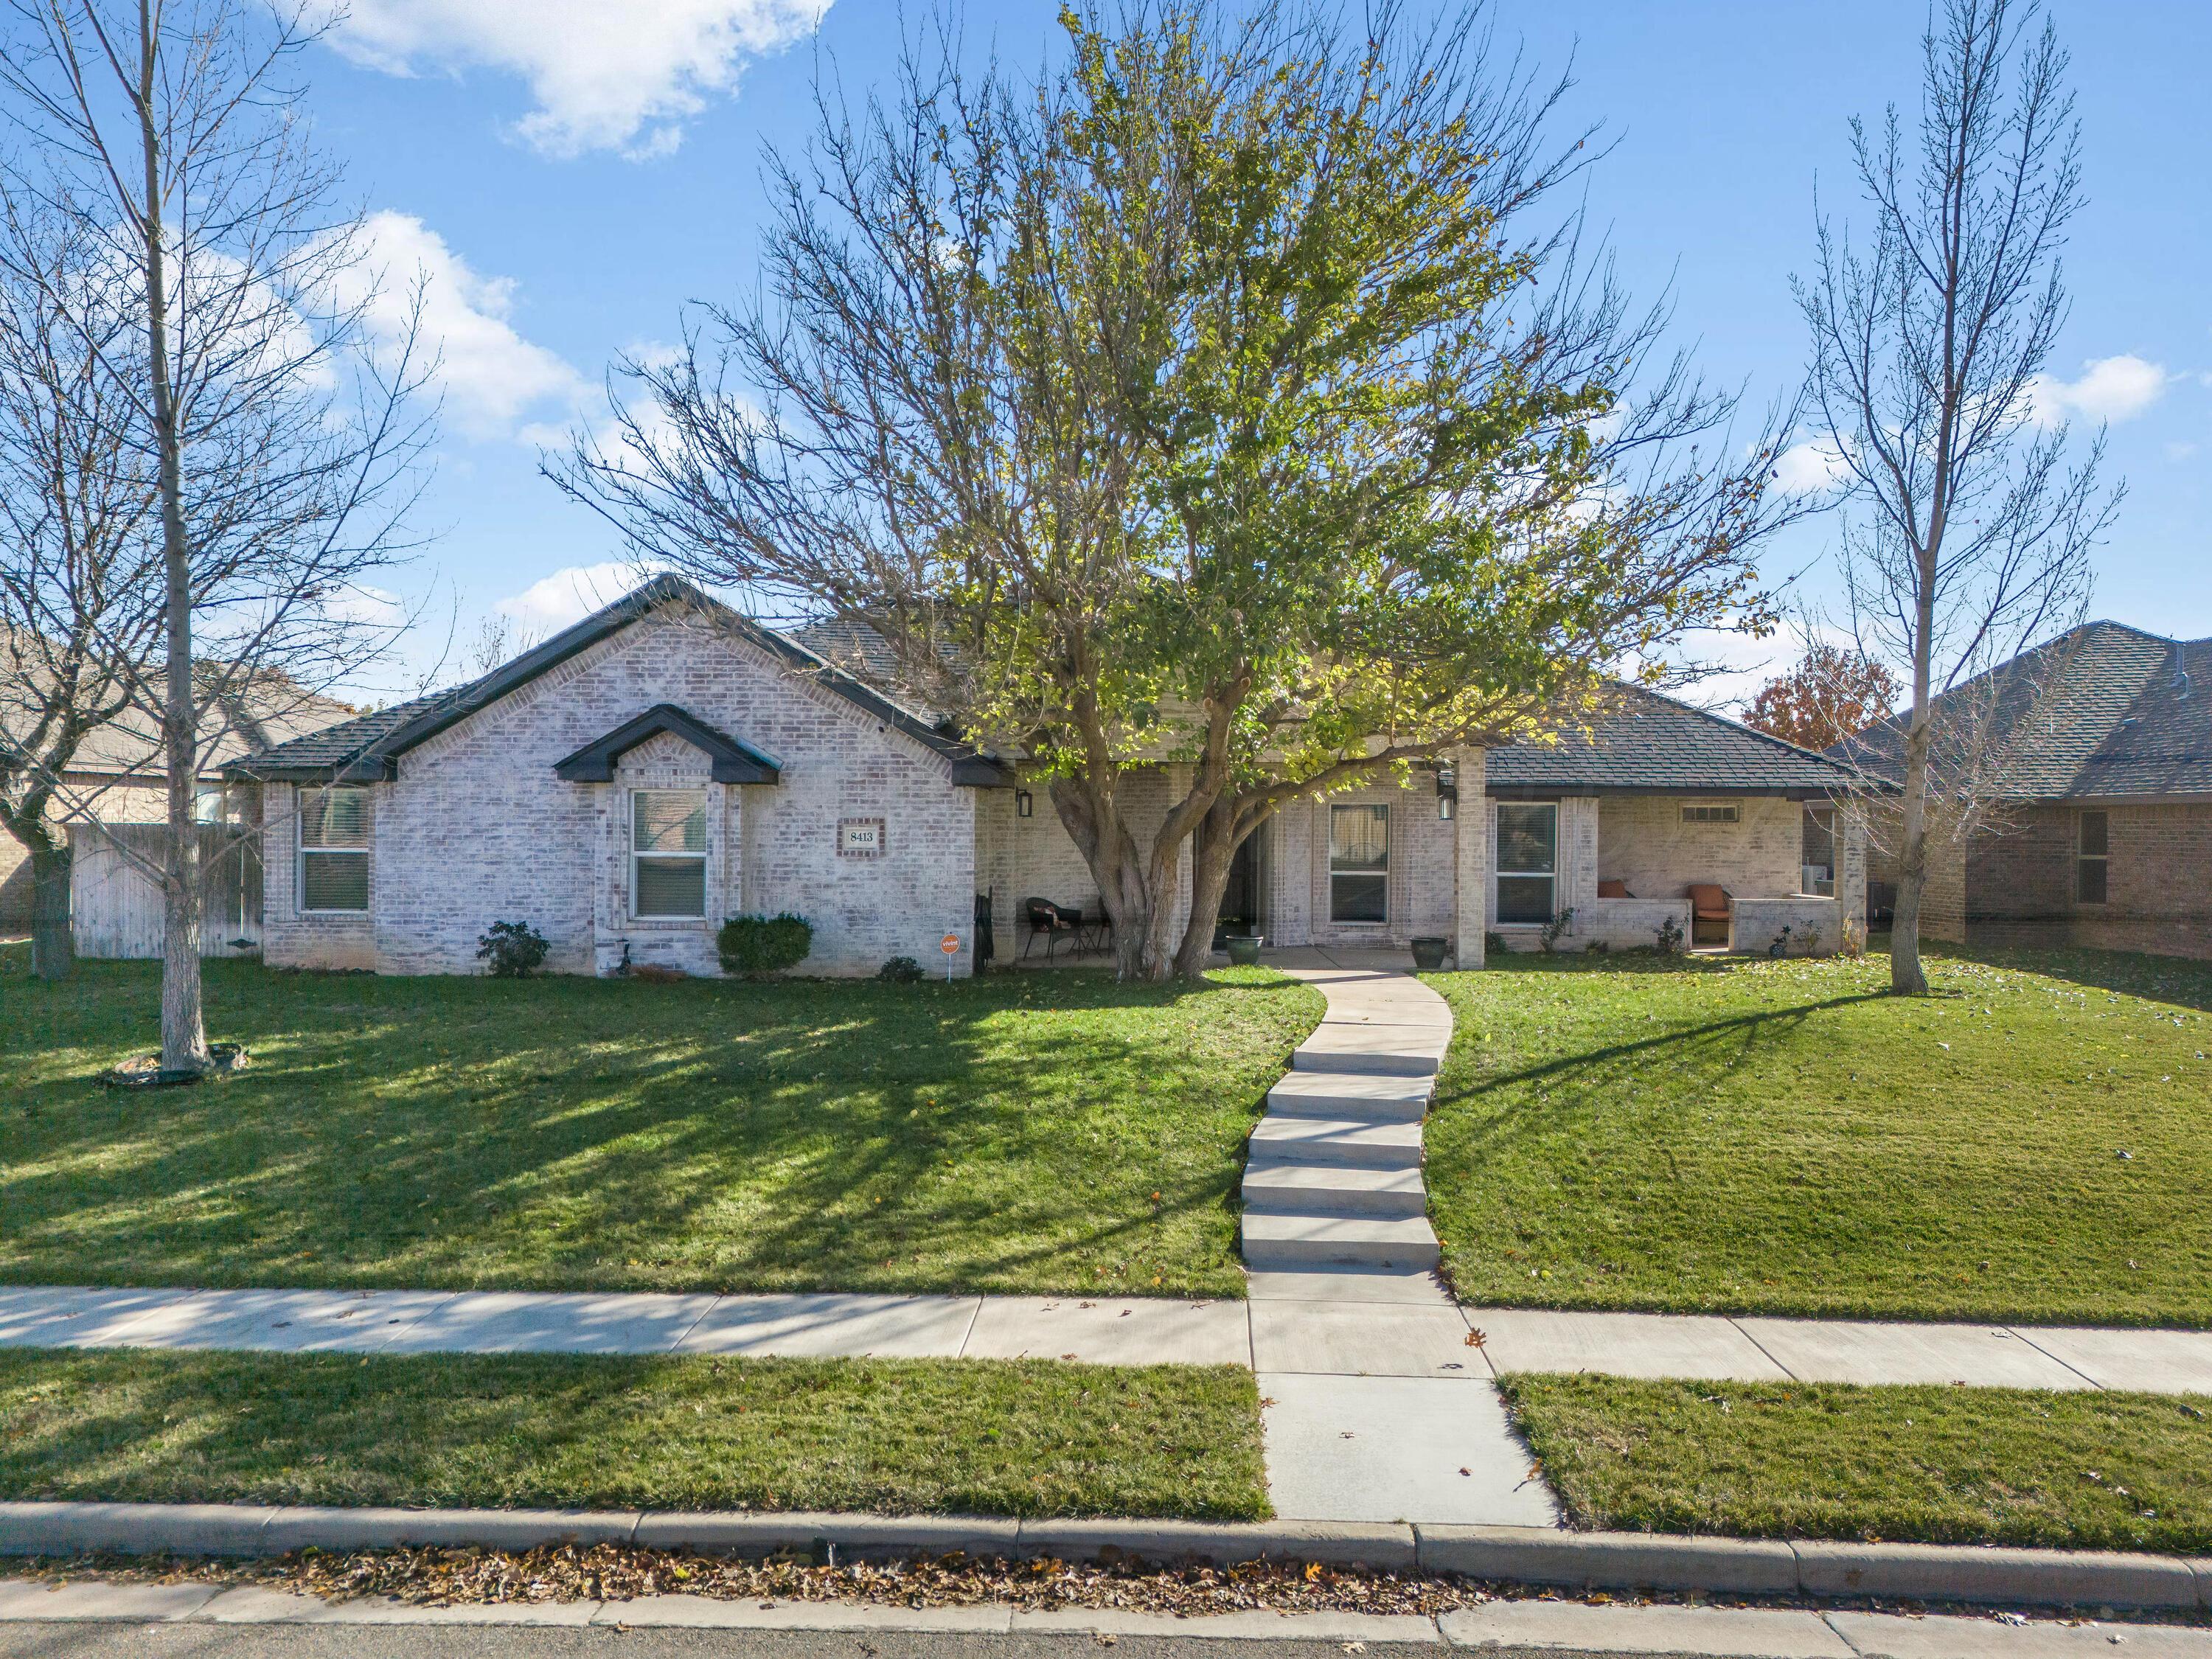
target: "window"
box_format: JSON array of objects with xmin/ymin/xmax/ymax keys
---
[
  {"xmin": 633, "ymin": 790, "xmax": 708, "ymax": 919},
  {"xmin": 1495, "ymin": 801, "xmax": 1558, "ymax": 925},
  {"xmin": 2076, "ymin": 810, "xmax": 2108, "ymax": 905},
  {"xmin": 1801, "ymin": 805, "xmax": 1837, "ymax": 897},
  {"xmin": 297, "ymin": 787, "xmax": 369, "ymax": 912},
  {"xmin": 1328, "ymin": 804, "xmax": 1389, "ymax": 923},
  {"xmin": 194, "ymin": 784, "xmax": 230, "ymax": 824},
  {"xmin": 1681, "ymin": 803, "xmax": 1740, "ymax": 824}
]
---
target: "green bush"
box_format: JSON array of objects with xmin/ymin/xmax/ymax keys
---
[
  {"xmin": 716, "ymin": 913, "xmax": 813, "ymax": 977},
  {"xmin": 476, "ymin": 919, "xmax": 550, "ymax": 978},
  {"xmin": 877, "ymin": 956, "xmax": 924, "ymax": 982}
]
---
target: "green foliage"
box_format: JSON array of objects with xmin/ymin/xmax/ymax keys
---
[
  {"xmin": 1504, "ymin": 1374, "xmax": 2212, "ymax": 1554},
  {"xmin": 877, "ymin": 956, "xmax": 925, "ymax": 982},
  {"xmin": 474, "ymin": 920, "xmax": 550, "ymax": 978},
  {"xmin": 715, "ymin": 913, "xmax": 813, "ymax": 978},
  {"xmin": 1538, "ymin": 908, "xmax": 1578, "ymax": 952}
]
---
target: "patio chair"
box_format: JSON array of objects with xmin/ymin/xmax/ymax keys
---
[
  {"xmin": 1020, "ymin": 897, "xmax": 1079, "ymax": 962},
  {"xmin": 1686, "ymin": 883, "xmax": 1732, "ymax": 948},
  {"xmin": 1598, "ymin": 879, "xmax": 1632, "ymax": 899}
]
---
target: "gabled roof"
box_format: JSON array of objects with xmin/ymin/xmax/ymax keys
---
[
  {"xmin": 1486, "ymin": 685, "xmax": 1868, "ymax": 798},
  {"xmin": 1834, "ymin": 622, "xmax": 2208, "ymax": 801},
  {"xmin": 553, "ymin": 703, "xmax": 780, "ymax": 785},
  {"xmin": 229, "ymin": 575, "xmax": 1015, "ymax": 787}
]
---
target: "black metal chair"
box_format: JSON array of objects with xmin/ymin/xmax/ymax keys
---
[{"xmin": 1020, "ymin": 897, "xmax": 1078, "ymax": 961}]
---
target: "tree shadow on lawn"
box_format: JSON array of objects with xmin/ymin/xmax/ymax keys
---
[
  {"xmin": 0, "ymin": 953, "xmax": 1315, "ymax": 1298},
  {"xmin": 1933, "ymin": 940, "xmax": 2212, "ymax": 1014}
]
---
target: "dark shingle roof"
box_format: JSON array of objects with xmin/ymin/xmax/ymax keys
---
[
  {"xmin": 1485, "ymin": 685, "xmax": 1865, "ymax": 796},
  {"xmin": 229, "ymin": 576, "xmax": 1012, "ymax": 787},
  {"xmin": 1834, "ymin": 622, "xmax": 2208, "ymax": 801}
]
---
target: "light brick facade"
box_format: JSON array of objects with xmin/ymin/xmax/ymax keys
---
[
  {"xmin": 263, "ymin": 614, "xmax": 984, "ymax": 978},
  {"xmin": 240, "ymin": 595, "xmax": 1873, "ymax": 975},
  {"xmin": 1963, "ymin": 801, "xmax": 2212, "ymax": 961}
]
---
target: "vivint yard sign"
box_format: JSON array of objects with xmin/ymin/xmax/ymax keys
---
[{"xmin": 837, "ymin": 818, "xmax": 886, "ymax": 858}]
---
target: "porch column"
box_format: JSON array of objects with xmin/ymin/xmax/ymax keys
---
[
  {"xmin": 1559, "ymin": 796, "xmax": 1601, "ymax": 922},
  {"xmin": 1452, "ymin": 746, "xmax": 1487, "ymax": 967},
  {"xmin": 1838, "ymin": 799, "xmax": 1869, "ymax": 937}
]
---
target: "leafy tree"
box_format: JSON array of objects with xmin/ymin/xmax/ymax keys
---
[
  {"xmin": 1745, "ymin": 642, "xmax": 1899, "ymax": 754},
  {"xmin": 563, "ymin": 0, "xmax": 1800, "ymax": 979}
]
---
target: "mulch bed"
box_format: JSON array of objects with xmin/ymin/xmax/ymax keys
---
[{"xmin": 100, "ymin": 1044, "xmax": 248, "ymax": 1089}]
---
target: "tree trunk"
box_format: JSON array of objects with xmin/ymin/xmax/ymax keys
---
[
  {"xmin": 141, "ymin": 38, "xmax": 209, "ymax": 1073},
  {"xmin": 1051, "ymin": 776, "xmax": 1182, "ymax": 981},
  {"xmin": 29, "ymin": 838, "xmax": 73, "ymax": 981},
  {"xmin": 1171, "ymin": 799, "xmax": 1254, "ymax": 979},
  {"xmin": 1889, "ymin": 711, "xmax": 1933, "ymax": 995}
]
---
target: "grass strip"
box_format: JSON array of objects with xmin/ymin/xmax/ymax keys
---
[
  {"xmin": 1501, "ymin": 1371, "xmax": 2212, "ymax": 1554},
  {"xmin": 0, "ymin": 1349, "xmax": 1269, "ymax": 1521}
]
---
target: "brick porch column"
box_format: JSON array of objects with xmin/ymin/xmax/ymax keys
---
[{"xmin": 1452, "ymin": 747, "xmax": 1487, "ymax": 967}]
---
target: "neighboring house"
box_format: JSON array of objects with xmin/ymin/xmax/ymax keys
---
[
  {"xmin": 227, "ymin": 575, "xmax": 1869, "ymax": 977},
  {"xmin": 1842, "ymin": 622, "xmax": 2211, "ymax": 961},
  {"xmin": 0, "ymin": 656, "xmax": 353, "ymax": 933}
]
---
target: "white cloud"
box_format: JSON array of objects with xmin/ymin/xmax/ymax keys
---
[
  {"xmin": 2026, "ymin": 355, "xmax": 2168, "ymax": 428},
  {"xmin": 494, "ymin": 560, "xmax": 667, "ymax": 631},
  {"xmin": 1772, "ymin": 435, "xmax": 1855, "ymax": 494},
  {"xmin": 342, "ymin": 211, "xmax": 590, "ymax": 442},
  {"xmin": 329, "ymin": 0, "xmax": 828, "ymax": 159}
]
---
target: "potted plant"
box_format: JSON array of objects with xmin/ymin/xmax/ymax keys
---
[
  {"xmin": 1225, "ymin": 933, "xmax": 1264, "ymax": 966},
  {"xmin": 1409, "ymin": 935, "xmax": 1450, "ymax": 971}
]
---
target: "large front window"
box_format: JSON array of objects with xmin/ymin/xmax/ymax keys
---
[
  {"xmin": 633, "ymin": 790, "xmax": 708, "ymax": 919},
  {"xmin": 298, "ymin": 786, "xmax": 369, "ymax": 913},
  {"xmin": 1329, "ymin": 804, "xmax": 1389, "ymax": 924},
  {"xmin": 1495, "ymin": 802, "xmax": 1558, "ymax": 925}
]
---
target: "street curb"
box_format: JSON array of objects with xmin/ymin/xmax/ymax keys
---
[{"xmin": 0, "ymin": 1503, "xmax": 2205, "ymax": 1611}]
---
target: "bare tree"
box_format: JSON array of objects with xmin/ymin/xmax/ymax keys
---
[
  {"xmin": 1, "ymin": 0, "xmax": 434, "ymax": 1064},
  {"xmin": 0, "ymin": 192, "xmax": 162, "ymax": 979},
  {"xmin": 1798, "ymin": 0, "xmax": 2116, "ymax": 994},
  {"xmin": 561, "ymin": 0, "xmax": 1800, "ymax": 979}
]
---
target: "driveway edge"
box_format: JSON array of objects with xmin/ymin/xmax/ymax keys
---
[{"xmin": 0, "ymin": 1503, "xmax": 2206, "ymax": 1610}]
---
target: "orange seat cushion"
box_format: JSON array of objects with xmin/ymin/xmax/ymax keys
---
[
  {"xmin": 1686, "ymin": 883, "xmax": 1731, "ymax": 917},
  {"xmin": 1597, "ymin": 880, "xmax": 1630, "ymax": 899}
]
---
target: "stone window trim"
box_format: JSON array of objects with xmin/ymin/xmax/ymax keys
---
[
  {"xmin": 296, "ymin": 784, "xmax": 370, "ymax": 915},
  {"xmin": 2076, "ymin": 807, "xmax": 2109, "ymax": 907}
]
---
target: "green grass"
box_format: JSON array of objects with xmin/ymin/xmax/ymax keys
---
[
  {"xmin": 0, "ymin": 948, "xmax": 1322, "ymax": 1297},
  {"xmin": 1501, "ymin": 1372, "xmax": 2212, "ymax": 1554},
  {"xmin": 1422, "ymin": 945, "xmax": 2212, "ymax": 1327},
  {"xmin": 0, "ymin": 1348, "xmax": 1266, "ymax": 1519}
]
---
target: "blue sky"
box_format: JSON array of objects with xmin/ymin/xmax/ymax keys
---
[{"xmin": 302, "ymin": 0, "xmax": 2211, "ymax": 706}]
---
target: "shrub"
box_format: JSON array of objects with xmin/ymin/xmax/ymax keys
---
[
  {"xmin": 1484, "ymin": 930, "xmax": 1509, "ymax": 959},
  {"xmin": 1655, "ymin": 914, "xmax": 1686, "ymax": 956},
  {"xmin": 877, "ymin": 955, "xmax": 924, "ymax": 982},
  {"xmin": 717, "ymin": 913, "xmax": 813, "ymax": 977},
  {"xmin": 1584, "ymin": 939, "xmax": 1610, "ymax": 955},
  {"xmin": 1538, "ymin": 907, "xmax": 1577, "ymax": 953},
  {"xmin": 476, "ymin": 919, "xmax": 550, "ymax": 978},
  {"xmin": 1839, "ymin": 917, "xmax": 1868, "ymax": 960}
]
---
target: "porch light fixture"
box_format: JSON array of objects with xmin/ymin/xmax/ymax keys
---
[
  {"xmin": 1435, "ymin": 762, "xmax": 1457, "ymax": 820},
  {"xmin": 1015, "ymin": 789, "xmax": 1034, "ymax": 818},
  {"xmin": 1439, "ymin": 793, "xmax": 1455, "ymax": 821}
]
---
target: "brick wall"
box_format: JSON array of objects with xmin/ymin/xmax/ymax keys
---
[
  {"xmin": 976, "ymin": 767, "xmax": 1194, "ymax": 961},
  {"xmin": 263, "ymin": 613, "xmax": 983, "ymax": 978},
  {"xmin": 1967, "ymin": 800, "xmax": 2212, "ymax": 961},
  {"xmin": 1596, "ymin": 794, "xmax": 1806, "ymax": 900},
  {"xmin": 1264, "ymin": 771, "xmax": 1455, "ymax": 948}
]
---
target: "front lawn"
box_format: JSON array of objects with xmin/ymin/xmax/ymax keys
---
[
  {"xmin": 1502, "ymin": 1372, "xmax": 2212, "ymax": 1554},
  {"xmin": 0, "ymin": 950, "xmax": 1321, "ymax": 1297},
  {"xmin": 0, "ymin": 1349, "xmax": 1267, "ymax": 1519},
  {"xmin": 1423, "ymin": 946, "xmax": 2212, "ymax": 1326}
]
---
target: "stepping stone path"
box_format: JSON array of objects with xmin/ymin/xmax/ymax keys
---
[{"xmin": 1239, "ymin": 959, "xmax": 1451, "ymax": 1272}]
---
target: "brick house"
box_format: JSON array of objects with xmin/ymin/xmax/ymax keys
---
[
  {"xmin": 229, "ymin": 575, "xmax": 1869, "ymax": 975},
  {"xmin": 1846, "ymin": 622, "xmax": 2212, "ymax": 961}
]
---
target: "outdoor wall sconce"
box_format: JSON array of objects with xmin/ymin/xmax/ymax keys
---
[
  {"xmin": 1439, "ymin": 793, "xmax": 1455, "ymax": 820},
  {"xmin": 1015, "ymin": 789, "xmax": 1034, "ymax": 818},
  {"xmin": 1436, "ymin": 762, "xmax": 1457, "ymax": 820}
]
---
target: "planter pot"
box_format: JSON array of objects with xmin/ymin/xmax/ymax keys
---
[
  {"xmin": 1410, "ymin": 935, "xmax": 1450, "ymax": 972},
  {"xmin": 1225, "ymin": 935, "xmax": 1264, "ymax": 967}
]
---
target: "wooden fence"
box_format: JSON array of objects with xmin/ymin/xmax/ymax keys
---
[{"xmin": 66, "ymin": 824, "xmax": 262, "ymax": 959}]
